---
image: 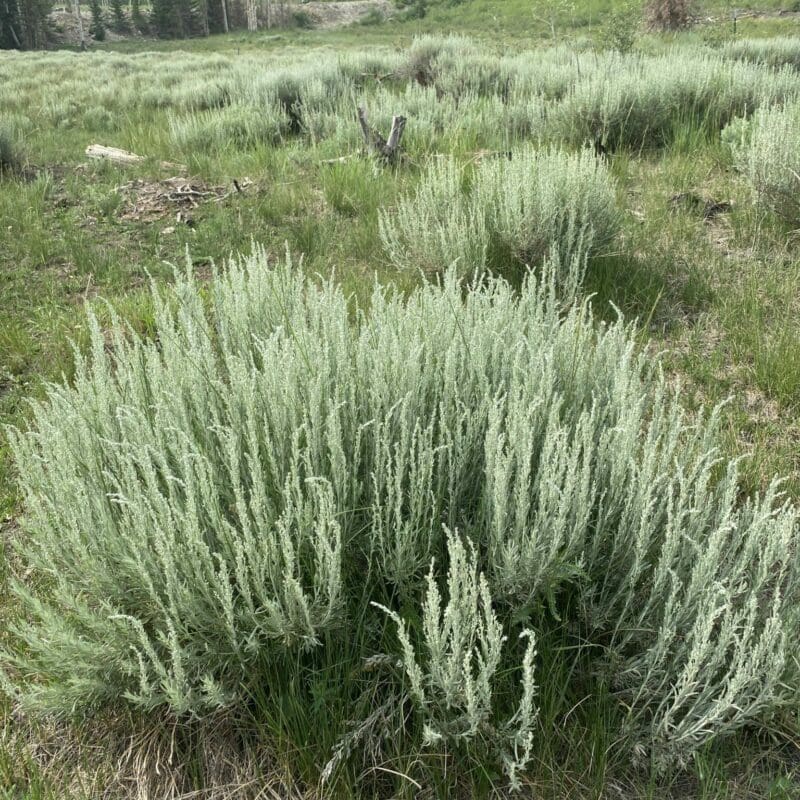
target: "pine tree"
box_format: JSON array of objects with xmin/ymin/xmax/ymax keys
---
[
  {"xmin": 88, "ymin": 0, "xmax": 105, "ymax": 40},
  {"xmin": 110, "ymin": 0, "xmax": 129, "ymax": 33},
  {"xmin": 131, "ymin": 0, "xmax": 147, "ymax": 33},
  {"xmin": 151, "ymin": 0, "xmax": 202, "ymax": 37},
  {"xmin": 0, "ymin": 0, "xmax": 23, "ymax": 48},
  {"xmin": 16, "ymin": 0, "xmax": 52, "ymax": 48}
]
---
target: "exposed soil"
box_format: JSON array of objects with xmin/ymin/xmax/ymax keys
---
[{"xmin": 296, "ymin": 0, "xmax": 393, "ymax": 28}]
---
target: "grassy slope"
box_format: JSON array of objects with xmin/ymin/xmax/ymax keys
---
[{"xmin": 2, "ymin": 6, "xmax": 800, "ymax": 798}]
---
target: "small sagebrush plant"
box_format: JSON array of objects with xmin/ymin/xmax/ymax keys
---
[
  {"xmin": 473, "ymin": 145, "xmax": 619, "ymax": 273},
  {"xmin": 4, "ymin": 249, "xmax": 800, "ymax": 786},
  {"xmin": 377, "ymin": 156, "xmax": 488, "ymax": 276},
  {"xmin": 725, "ymin": 102, "xmax": 800, "ymax": 225},
  {"xmin": 375, "ymin": 531, "xmax": 537, "ymax": 789},
  {"xmin": 379, "ymin": 146, "xmax": 618, "ymax": 285}
]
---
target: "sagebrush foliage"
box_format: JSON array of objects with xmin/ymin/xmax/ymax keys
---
[
  {"xmin": 4, "ymin": 249, "xmax": 800, "ymax": 783},
  {"xmin": 726, "ymin": 102, "xmax": 800, "ymax": 226},
  {"xmin": 376, "ymin": 532, "xmax": 537, "ymax": 788},
  {"xmin": 2, "ymin": 37, "xmax": 797, "ymax": 159},
  {"xmin": 379, "ymin": 146, "xmax": 618, "ymax": 283}
]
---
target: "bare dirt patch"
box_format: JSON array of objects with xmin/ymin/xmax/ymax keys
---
[{"xmin": 297, "ymin": 0, "xmax": 393, "ymax": 28}]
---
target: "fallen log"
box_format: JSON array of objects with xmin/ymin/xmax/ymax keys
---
[{"xmin": 85, "ymin": 144, "xmax": 185, "ymax": 172}]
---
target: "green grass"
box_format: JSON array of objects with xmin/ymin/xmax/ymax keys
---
[{"xmin": 3, "ymin": 6, "xmax": 800, "ymax": 797}]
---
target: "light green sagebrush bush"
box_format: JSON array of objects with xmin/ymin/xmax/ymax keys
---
[
  {"xmin": 722, "ymin": 37, "xmax": 800, "ymax": 71},
  {"xmin": 379, "ymin": 146, "xmax": 618, "ymax": 284},
  {"xmin": 549, "ymin": 51, "xmax": 797, "ymax": 150},
  {"xmin": 474, "ymin": 146, "xmax": 619, "ymax": 271},
  {"xmin": 378, "ymin": 157, "xmax": 488, "ymax": 276},
  {"xmin": 3, "ymin": 250, "xmax": 800, "ymax": 783},
  {"xmin": 725, "ymin": 102, "xmax": 800, "ymax": 225},
  {"xmin": 376, "ymin": 531, "xmax": 538, "ymax": 789}
]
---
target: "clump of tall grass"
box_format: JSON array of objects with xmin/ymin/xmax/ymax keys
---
[
  {"xmin": 725, "ymin": 102, "xmax": 800, "ymax": 225},
  {"xmin": 4, "ymin": 250, "xmax": 800, "ymax": 787},
  {"xmin": 0, "ymin": 121, "xmax": 24, "ymax": 176},
  {"xmin": 168, "ymin": 104, "xmax": 287, "ymax": 153},
  {"xmin": 379, "ymin": 146, "xmax": 618, "ymax": 284}
]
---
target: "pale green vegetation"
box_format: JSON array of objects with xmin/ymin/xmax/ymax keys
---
[
  {"xmin": 380, "ymin": 147, "xmax": 619, "ymax": 282},
  {"xmin": 726, "ymin": 101, "xmax": 800, "ymax": 225},
  {"xmin": 5, "ymin": 253, "xmax": 800, "ymax": 789},
  {"xmin": 3, "ymin": 13, "xmax": 800, "ymax": 800}
]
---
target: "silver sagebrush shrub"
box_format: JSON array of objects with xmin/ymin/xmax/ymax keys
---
[
  {"xmin": 380, "ymin": 148, "xmax": 618, "ymax": 283},
  {"xmin": 378, "ymin": 156, "xmax": 488, "ymax": 276},
  {"xmin": 473, "ymin": 145, "xmax": 619, "ymax": 268},
  {"xmin": 4, "ymin": 249, "xmax": 800, "ymax": 774},
  {"xmin": 726, "ymin": 102, "xmax": 800, "ymax": 225}
]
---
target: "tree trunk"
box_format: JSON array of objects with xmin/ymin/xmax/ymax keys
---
[
  {"xmin": 71, "ymin": 0, "xmax": 85, "ymax": 49},
  {"xmin": 220, "ymin": 0, "xmax": 228, "ymax": 32},
  {"xmin": 246, "ymin": 0, "xmax": 257, "ymax": 31}
]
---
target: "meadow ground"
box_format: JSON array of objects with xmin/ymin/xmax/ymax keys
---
[{"xmin": 2, "ymin": 3, "xmax": 800, "ymax": 798}]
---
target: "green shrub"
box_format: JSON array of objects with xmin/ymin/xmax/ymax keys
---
[
  {"xmin": 550, "ymin": 52, "xmax": 798, "ymax": 150},
  {"xmin": 378, "ymin": 156, "xmax": 488, "ymax": 276},
  {"xmin": 722, "ymin": 37, "xmax": 800, "ymax": 71},
  {"xmin": 4, "ymin": 251, "xmax": 800, "ymax": 785},
  {"xmin": 376, "ymin": 531, "xmax": 538, "ymax": 789},
  {"xmin": 726, "ymin": 102, "xmax": 800, "ymax": 225},
  {"xmin": 473, "ymin": 145, "xmax": 619, "ymax": 274},
  {"xmin": 291, "ymin": 10, "xmax": 315, "ymax": 29},
  {"xmin": 380, "ymin": 147, "xmax": 619, "ymax": 284},
  {"xmin": 359, "ymin": 6, "xmax": 385, "ymax": 26},
  {"xmin": 83, "ymin": 105, "xmax": 116, "ymax": 131}
]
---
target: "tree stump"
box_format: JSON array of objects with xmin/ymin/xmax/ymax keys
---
[{"xmin": 357, "ymin": 106, "xmax": 407, "ymax": 165}]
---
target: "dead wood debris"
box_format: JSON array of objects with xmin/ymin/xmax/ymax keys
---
[
  {"xmin": 115, "ymin": 176, "xmax": 253, "ymax": 222},
  {"xmin": 670, "ymin": 191, "xmax": 734, "ymax": 221}
]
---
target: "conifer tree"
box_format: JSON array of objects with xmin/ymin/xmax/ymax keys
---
[
  {"xmin": 151, "ymin": 0, "xmax": 202, "ymax": 38},
  {"xmin": 110, "ymin": 0, "xmax": 129, "ymax": 33},
  {"xmin": 0, "ymin": 0, "xmax": 23, "ymax": 48},
  {"xmin": 16, "ymin": 0, "xmax": 52, "ymax": 48},
  {"xmin": 131, "ymin": 0, "xmax": 147, "ymax": 33},
  {"xmin": 88, "ymin": 0, "xmax": 105, "ymax": 40}
]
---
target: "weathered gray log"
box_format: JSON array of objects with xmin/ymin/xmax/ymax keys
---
[
  {"xmin": 357, "ymin": 107, "xmax": 407, "ymax": 164},
  {"xmin": 85, "ymin": 145, "xmax": 185, "ymax": 172}
]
